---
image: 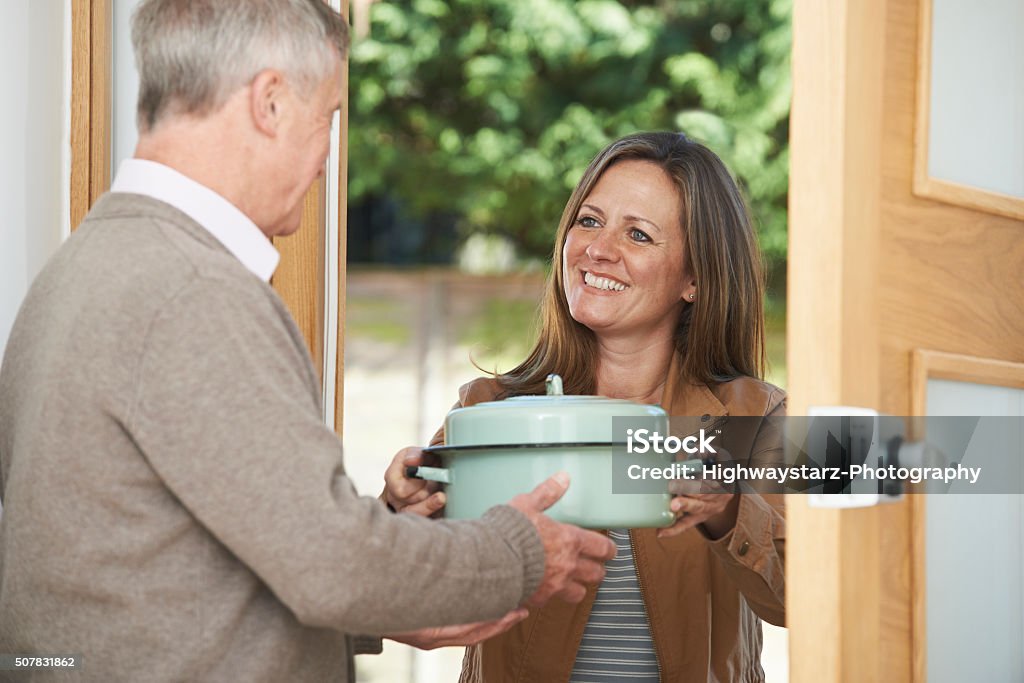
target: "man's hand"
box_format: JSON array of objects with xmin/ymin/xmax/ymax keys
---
[
  {"xmin": 388, "ymin": 608, "xmax": 530, "ymax": 649},
  {"xmin": 509, "ymin": 473, "xmax": 617, "ymax": 607},
  {"xmin": 383, "ymin": 446, "xmax": 446, "ymax": 517}
]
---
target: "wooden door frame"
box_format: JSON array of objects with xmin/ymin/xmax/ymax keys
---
[
  {"xmin": 71, "ymin": 0, "xmax": 112, "ymax": 230},
  {"xmin": 69, "ymin": 0, "xmax": 349, "ymax": 435},
  {"xmin": 788, "ymin": 0, "xmax": 906, "ymax": 681}
]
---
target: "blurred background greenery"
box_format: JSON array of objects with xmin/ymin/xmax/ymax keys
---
[{"xmin": 347, "ymin": 0, "xmax": 792, "ymax": 289}]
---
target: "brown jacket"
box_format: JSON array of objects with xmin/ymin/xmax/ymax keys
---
[{"xmin": 438, "ymin": 363, "xmax": 786, "ymax": 683}]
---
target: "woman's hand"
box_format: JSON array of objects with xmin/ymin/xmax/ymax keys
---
[
  {"xmin": 383, "ymin": 446, "xmax": 447, "ymax": 517},
  {"xmin": 658, "ymin": 483, "xmax": 739, "ymax": 539},
  {"xmin": 659, "ymin": 448, "xmax": 742, "ymax": 539},
  {"xmin": 387, "ymin": 608, "xmax": 529, "ymax": 649}
]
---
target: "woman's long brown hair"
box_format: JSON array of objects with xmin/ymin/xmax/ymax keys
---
[{"xmin": 498, "ymin": 131, "xmax": 766, "ymax": 397}]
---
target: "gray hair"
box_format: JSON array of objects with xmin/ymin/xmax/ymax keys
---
[{"xmin": 131, "ymin": 0, "xmax": 349, "ymax": 131}]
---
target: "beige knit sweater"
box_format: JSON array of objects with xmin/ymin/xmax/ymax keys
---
[{"xmin": 0, "ymin": 193, "xmax": 544, "ymax": 682}]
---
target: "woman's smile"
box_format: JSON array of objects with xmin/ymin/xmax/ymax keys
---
[{"xmin": 583, "ymin": 271, "xmax": 629, "ymax": 292}]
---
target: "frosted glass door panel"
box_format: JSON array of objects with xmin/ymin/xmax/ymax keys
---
[
  {"xmin": 928, "ymin": 0, "xmax": 1024, "ymax": 199},
  {"xmin": 925, "ymin": 379, "xmax": 1024, "ymax": 682}
]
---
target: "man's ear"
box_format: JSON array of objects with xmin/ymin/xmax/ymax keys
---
[{"xmin": 250, "ymin": 69, "xmax": 285, "ymax": 137}]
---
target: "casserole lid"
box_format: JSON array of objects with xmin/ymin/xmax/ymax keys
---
[{"xmin": 443, "ymin": 374, "xmax": 668, "ymax": 447}]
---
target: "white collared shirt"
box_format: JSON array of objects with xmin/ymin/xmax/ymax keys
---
[{"xmin": 110, "ymin": 159, "xmax": 280, "ymax": 282}]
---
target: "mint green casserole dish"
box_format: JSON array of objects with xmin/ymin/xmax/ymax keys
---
[{"xmin": 410, "ymin": 375, "xmax": 675, "ymax": 528}]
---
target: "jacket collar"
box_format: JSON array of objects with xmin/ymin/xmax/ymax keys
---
[{"xmin": 661, "ymin": 351, "xmax": 728, "ymax": 419}]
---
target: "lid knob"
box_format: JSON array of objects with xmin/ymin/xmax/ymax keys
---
[{"xmin": 545, "ymin": 374, "xmax": 564, "ymax": 396}]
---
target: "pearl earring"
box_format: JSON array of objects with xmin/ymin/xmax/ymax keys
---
[{"xmin": 688, "ymin": 293, "xmax": 695, "ymax": 301}]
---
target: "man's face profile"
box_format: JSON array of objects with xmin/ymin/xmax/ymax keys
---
[{"xmin": 266, "ymin": 60, "xmax": 343, "ymax": 238}]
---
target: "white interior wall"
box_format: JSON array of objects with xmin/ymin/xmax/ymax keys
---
[
  {"xmin": 0, "ymin": 2, "xmax": 68, "ymax": 361},
  {"xmin": 0, "ymin": 2, "xmax": 68, "ymax": 519}
]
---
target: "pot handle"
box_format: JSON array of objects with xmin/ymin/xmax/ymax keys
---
[{"xmin": 405, "ymin": 466, "xmax": 451, "ymax": 484}]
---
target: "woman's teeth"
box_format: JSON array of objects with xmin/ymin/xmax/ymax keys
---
[{"xmin": 584, "ymin": 272, "xmax": 627, "ymax": 291}]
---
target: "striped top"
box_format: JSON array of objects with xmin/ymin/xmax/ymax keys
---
[{"xmin": 570, "ymin": 529, "xmax": 660, "ymax": 682}]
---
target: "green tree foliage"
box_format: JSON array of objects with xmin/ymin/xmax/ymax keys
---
[{"xmin": 349, "ymin": 0, "xmax": 791, "ymax": 270}]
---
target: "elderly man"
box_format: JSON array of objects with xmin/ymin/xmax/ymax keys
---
[{"xmin": 0, "ymin": 1, "xmax": 614, "ymax": 681}]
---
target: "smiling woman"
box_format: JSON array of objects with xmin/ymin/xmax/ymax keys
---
[
  {"xmin": 562, "ymin": 160, "xmax": 695, "ymax": 349},
  {"xmin": 384, "ymin": 131, "xmax": 787, "ymax": 682},
  {"xmin": 497, "ymin": 131, "xmax": 768, "ymax": 401}
]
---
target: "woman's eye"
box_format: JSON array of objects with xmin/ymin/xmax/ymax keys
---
[
  {"xmin": 576, "ymin": 216, "xmax": 599, "ymax": 228},
  {"xmin": 629, "ymin": 228, "xmax": 652, "ymax": 243}
]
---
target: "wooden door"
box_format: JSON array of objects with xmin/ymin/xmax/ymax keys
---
[{"xmin": 787, "ymin": 0, "xmax": 1024, "ymax": 681}]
